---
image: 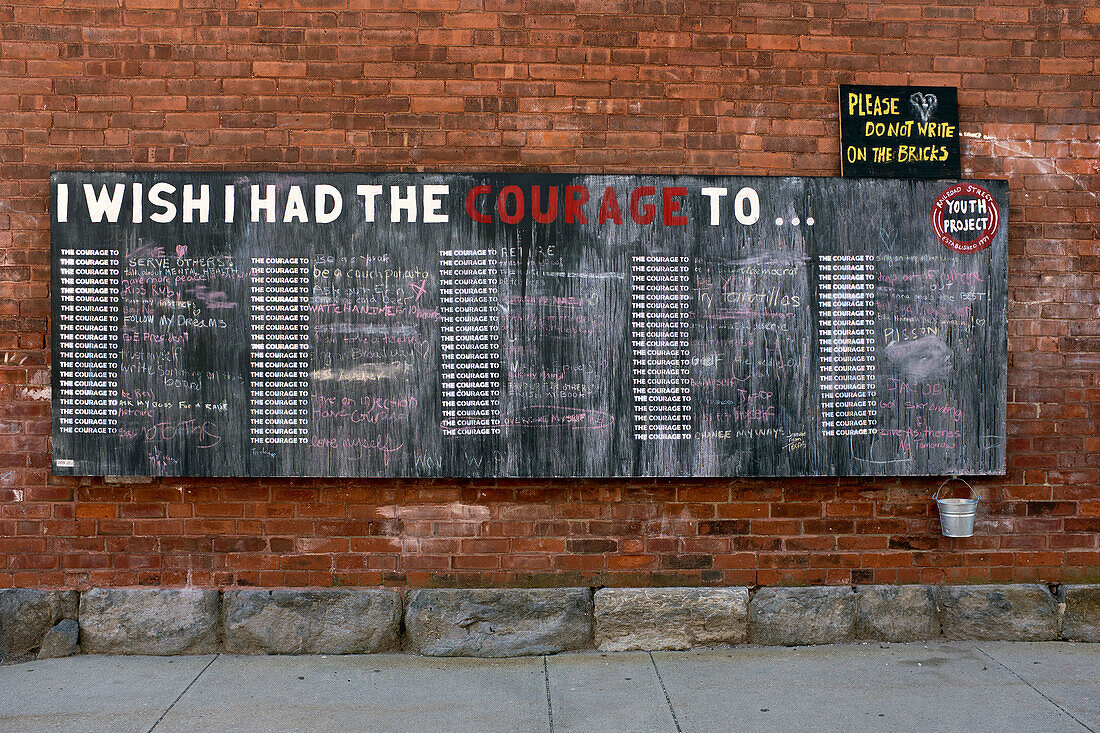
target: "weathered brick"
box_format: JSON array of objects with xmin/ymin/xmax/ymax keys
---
[{"xmin": 0, "ymin": 2, "xmax": 1095, "ymax": 594}]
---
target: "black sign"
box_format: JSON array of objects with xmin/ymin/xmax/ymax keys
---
[
  {"xmin": 51, "ymin": 172, "xmax": 1006, "ymax": 477},
  {"xmin": 839, "ymin": 85, "xmax": 961, "ymax": 179}
]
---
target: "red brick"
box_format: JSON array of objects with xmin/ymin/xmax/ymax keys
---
[{"xmin": 0, "ymin": 5, "xmax": 1096, "ymax": 591}]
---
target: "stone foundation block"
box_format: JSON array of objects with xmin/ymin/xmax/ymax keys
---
[
  {"xmin": 595, "ymin": 587, "xmax": 748, "ymax": 651},
  {"xmin": 406, "ymin": 588, "xmax": 592, "ymax": 657},
  {"xmin": 855, "ymin": 585, "xmax": 940, "ymax": 642},
  {"xmin": 223, "ymin": 589, "xmax": 401, "ymax": 654},
  {"xmin": 79, "ymin": 588, "xmax": 219, "ymax": 655},
  {"xmin": 1060, "ymin": 585, "xmax": 1100, "ymax": 642},
  {"xmin": 38, "ymin": 619, "xmax": 80, "ymax": 659},
  {"xmin": 749, "ymin": 586, "xmax": 855, "ymax": 646},
  {"xmin": 937, "ymin": 584, "xmax": 1059, "ymax": 641},
  {"xmin": 0, "ymin": 589, "xmax": 79, "ymax": 660}
]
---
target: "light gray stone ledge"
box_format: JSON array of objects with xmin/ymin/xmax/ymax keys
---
[
  {"xmin": 855, "ymin": 585, "xmax": 940, "ymax": 642},
  {"xmin": 405, "ymin": 587, "xmax": 593, "ymax": 657},
  {"xmin": 595, "ymin": 587, "xmax": 749, "ymax": 651},
  {"xmin": 937, "ymin": 584, "xmax": 1060, "ymax": 641},
  {"xmin": 79, "ymin": 588, "xmax": 220, "ymax": 655},
  {"xmin": 1060, "ymin": 585, "xmax": 1100, "ymax": 642},
  {"xmin": 0, "ymin": 589, "xmax": 78, "ymax": 660},
  {"xmin": 222, "ymin": 589, "xmax": 401, "ymax": 654},
  {"xmin": 750, "ymin": 586, "xmax": 857, "ymax": 646},
  {"xmin": 1, "ymin": 583, "xmax": 1093, "ymax": 659}
]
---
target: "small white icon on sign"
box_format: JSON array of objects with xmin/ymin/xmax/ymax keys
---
[{"xmin": 910, "ymin": 92, "xmax": 938, "ymax": 123}]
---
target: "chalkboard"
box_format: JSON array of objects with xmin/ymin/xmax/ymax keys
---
[
  {"xmin": 51, "ymin": 172, "xmax": 1007, "ymax": 477},
  {"xmin": 839, "ymin": 85, "xmax": 961, "ymax": 179}
]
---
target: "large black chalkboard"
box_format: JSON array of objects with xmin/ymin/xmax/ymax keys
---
[{"xmin": 51, "ymin": 173, "xmax": 1007, "ymax": 477}]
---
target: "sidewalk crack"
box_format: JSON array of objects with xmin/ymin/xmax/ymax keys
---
[
  {"xmin": 649, "ymin": 652, "xmax": 683, "ymax": 733},
  {"xmin": 975, "ymin": 645, "xmax": 1096, "ymax": 733},
  {"xmin": 543, "ymin": 656, "xmax": 554, "ymax": 733},
  {"xmin": 147, "ymin": 653, "xmax": 220, "ymax": 733}
]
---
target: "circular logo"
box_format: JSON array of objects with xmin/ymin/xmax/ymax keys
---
[{"xmin": 931, "ymin": 184, "xmax": 999, "ymax": 253}]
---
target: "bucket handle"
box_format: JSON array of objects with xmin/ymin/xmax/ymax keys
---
[{"xmin": 933, "ymin": 476, "xmax": 979, "ymax": 501}]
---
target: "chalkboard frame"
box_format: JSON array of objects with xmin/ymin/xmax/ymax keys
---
[{"xmin": 50, "ymin": 172, "xmax": 1007, "ymax": 478}]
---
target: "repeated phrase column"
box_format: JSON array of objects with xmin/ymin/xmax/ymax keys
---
[
  {"xmin": 631, "ymin": 255, "xmax": 693, "ymax": 440},
  {"xmin": 54, "ymin": 247, "xmax": 121, "ymax": 437},
  {"xmin": 817, "ymin": 254, "xmax": 877, "ymax": 437},
  {"xmin": 249, "ymin": 257, "xmax": 311, "ymax": 445},
  {"xmin": 439, "ymin": 248, "xmax": 501, "ymax": 436}
]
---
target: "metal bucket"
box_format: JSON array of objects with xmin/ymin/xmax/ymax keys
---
[{"xmin": 934, "ymin": 478, "xmax": 979, "ymax": 538}]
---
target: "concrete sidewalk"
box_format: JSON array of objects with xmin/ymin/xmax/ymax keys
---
[{"xmin": 1, "ymin": 642, "xmax": 1096, "ymax": 733}]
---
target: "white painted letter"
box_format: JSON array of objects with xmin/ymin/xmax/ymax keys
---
[
  {"xmin": 700, "ymin": 187, "xmax": 727, "ymax": 225},
  {"xmin": 422, "ymin": 184, "xmax": 449, "ymax": 223},
  {"xmin": 734, "ymin": 187, "xmax": 760, "ymax": 225},
  {"xmin": 56, "ymin": 183, "xmax": 68, "ymax": 223},
  {"xmin": 283, "ymin": 185, "xmax": 308, "ymax": 223},
  {"xmin": 356, "ymin": 184, "xmax": 383, "ymax": 222},
  {"xmin": 251, "ymin": 184, "xmax": 276, "ymax": 223},
  {"xmin": 390, "ymin": 185, "xmax": 416, "ymax": 222},
  {"xmin": 131, "ymin": 182, "xmax": 142, "ymax": 223},
  {"xmin": 314, "ymin": 185, "xmax": 342, "ymax": 224},
  {"xmin": 83, "ymin": 183, "xmax": 125, "ymax": 223},
  {"xmin": 183, "ymin": 184, "xmax": 209, "ymax": 223},
  {"xmin": 224, "ymin": 185, "xmax": 235, "ymax": 223},
  {"xmin": 148, "ymin": 182, "xmax": 177, "ymax": 223}
]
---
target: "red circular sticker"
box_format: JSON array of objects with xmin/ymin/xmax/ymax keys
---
[{"xmin": 931, "ymin": 184, "xmax": 999, "ymax": 253}]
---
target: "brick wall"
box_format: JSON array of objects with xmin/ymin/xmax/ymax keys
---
[{"xmin": 1, "ymin": 0, "xmax": 1097, "ymax": 590}]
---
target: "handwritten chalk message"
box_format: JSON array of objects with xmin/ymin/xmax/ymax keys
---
[
  {"xmin": 51, "ymin": 172, "xmax": 1006, "ymax": 477},
  {"xmin": 840, "ymin": 84, "xmax": 962, "ymax": 179}
]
